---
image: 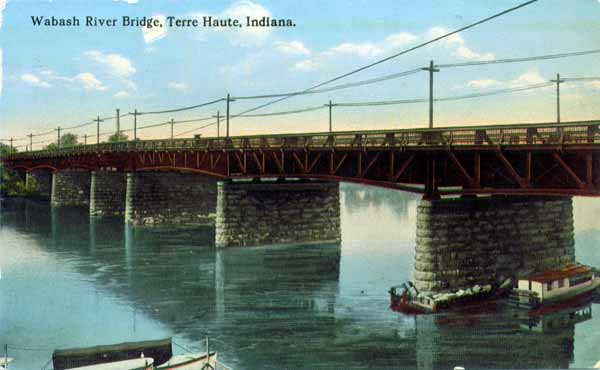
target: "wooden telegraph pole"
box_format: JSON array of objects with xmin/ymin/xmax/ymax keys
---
[
  {"xmin": 550, "ymin": 73, "xmax": 565, "ymax": 123},
  {"xmin": 422, "ymin": 60, "xmax": 440, "ymax": 129},
  {"xmin": 327, "ymin": 100, "xmax": 333, "ymax": 132},
  {"xmin": 226, "ymin": 94, "xmax": 232, "ymax": 137},
  {"xmin": 95, "ymin": 116, "xmax": 103, "ymax": 145},
  {"xmin": 133, "ymin": 109, "xmax": 138, "ymax": 141},
  {"xmin": 56, "ymin": 126, "xmax": 61, "ymax": 150},
  {"xmin": 170, "ymin": 118, "xmax": 175, "ymax": 140},
  {"xmin": 213, "ymin": 111, "xmax": 221, "ymax": 138}
]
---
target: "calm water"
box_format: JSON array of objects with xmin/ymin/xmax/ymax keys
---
[{"xmin": 1, "ymin": 184, "xmax": 600, "ymax": 370}]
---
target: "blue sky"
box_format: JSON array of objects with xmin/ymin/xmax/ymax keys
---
[{"xmin": 1, "ymin": 0, "xmax": 600, "ymax": 148}]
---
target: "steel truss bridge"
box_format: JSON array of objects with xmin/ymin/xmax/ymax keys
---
[{"xmin": 4, "ymin": 119, "xmax": 600, "ymax": 198}]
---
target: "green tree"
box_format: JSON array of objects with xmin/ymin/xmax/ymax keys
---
[
  {"xmin": 0, "ymin": 143, "xmax": 26, "ymax": 196},
  {"xmin": 44, "ymin": 133, "xmax": 79, "ymax": 150},
  {"xmin": 108, "ymin": 131, "xmax": 129, "ymax": 142}
]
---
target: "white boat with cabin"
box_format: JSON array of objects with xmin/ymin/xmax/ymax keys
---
[{"xmin": 510, "ymin": 264, "xmax": 600, "ymax": 308}]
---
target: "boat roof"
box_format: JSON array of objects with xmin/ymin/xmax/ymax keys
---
[
  {"xmin": 526, "ymin": 265, "xmax": 592, "ymax": 283},
  {"xmin": 0, "ymin": 359, "xmax": 13, "ymax": 366},
  {"xmin": 65, "ymin": 358, "xmax": 153, "ymax": 370}
]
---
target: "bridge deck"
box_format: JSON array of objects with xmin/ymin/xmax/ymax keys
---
[{"xmin": 4, "ymin": 120, "xmax": 600, "ymax": 197}]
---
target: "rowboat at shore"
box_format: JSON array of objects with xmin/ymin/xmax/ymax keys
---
[{"xmin": 0, "ymin": 357, "xmax": 13, "ymax": 370}]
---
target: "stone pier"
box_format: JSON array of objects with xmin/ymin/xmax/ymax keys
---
[
  {"xmin": 25, "ymin": 169, "xmax": 53, "ymax": 199},
  {"xmin": 90, "ymin": 170, "xmax": 127, "ymax": 217},
  {"xmin": 51, "ymin": 169, "xmax": 91, "ymax": 207},
  {"xmin": 415, "ymin": 196, "xmax": 574, "ymax": 293},
  {"xmin": 124, "ymin": 171, "xmax": 217, "ymax": 225},
  {"xmin": 216, "ymin": 180, "xmax": 341, "ymax": 248}
]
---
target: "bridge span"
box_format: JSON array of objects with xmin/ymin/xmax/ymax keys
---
[{"xmin": 4, "ymin": 119, "xmax": 600, "ymax": 198}]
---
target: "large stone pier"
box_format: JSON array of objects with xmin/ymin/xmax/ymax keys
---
[
  {"xmin": 124, "ymin": 171, "xmax": 217, "ymax": 225},
  {"xmin": 51, "ymin": 169, "xmax": 91, "ymax": 207},
  {"xmin": 415, "ymin": 196, "xmax": 574, "ymax": 293},
  {"xmin": 216, "ymin": 180, "xmax": 341, "ymax": 248},
  {"xmin": 90, "ymin": 170, "xmax": 127, "ymax": 217},
  {"xmin": 25, "ymin": 169, "xmax": 53, "ymax": 199}
]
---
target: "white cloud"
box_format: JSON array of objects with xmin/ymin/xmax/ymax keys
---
[
  {"xmin": 428, "ymin": 26, "xmax": 495, "ymax": 61},
  {"xmin": 385, "ymin": 32, "xmax": 419, "ymax": 48},
  {"xmin": 274, "ymin": 40, "xmax": 310, "ymax": 56},
  {"xmin": 292, "ymin": 59, "xmax": 319, "ymax": 72},
  {"xmin": 85, "ymin": 50, "xmax": 136, "ymax": 77},
  {"xmin": 142, "ymin": 14, "xmax": 167, "ymax": 43},
  {"xmin": 73, "ymin": 72, "xmax": 108, "ymax": 91},
  {"xmin": 21, "ymin": 73, "xmax": 51, "ymax": 88},
  {"xmin": 113, "ymin": 0, "xmax": 138, "ymax": 3},
  {"xmin": 114, "ymin": 90, "xmax": 131, "ymax": 99},
  {"xmin": 168, "ymin": 81, "xmax": 189, "ymax": 91},
  {"xmin": 467, "ymin": 79, "xmax": 501, "ymax": 89},
  {"xmin": 510, "ymin": 70, "xmax": 546, "ymax": 87},
  {"xmin": 331, "ymin": 42, "xmax": 385, "ymax": 59}
]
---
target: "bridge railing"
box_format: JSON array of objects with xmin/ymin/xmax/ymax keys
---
[{"xmin": 5, "ymin": 120, "xmax": 599, "ymax": 160}]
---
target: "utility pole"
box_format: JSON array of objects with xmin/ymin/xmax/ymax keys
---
[
  {"xmin": 116, "ymin": 108, "xmax": 121, "ymax": 137},
  {"xmin": 9, "ymin": 138, "xmax": 13, "ymax": 152},
  {"xmin": 29, "ymin": 134, "xmax": 33, "ymax": 152},
  {"xmin": 226, "ymin": 94, "xmax": 232, "ymax": 137},
  {"xmin": 550, "ymin": 73, "xmax": 565, "ymax": 124},
  {"xmin": 57, "ymin": 126, "xmax": 61, "ymax": 150},
  {"xmin": 327, "ymin": 100, "xmax": 333, "ymax": 132},
  {"xmin": 213, "ymin": 111, "xmax": 221, "ymax": 137},
  {"xmin": 170, "ymin": 118, "xmax": 175, "ymax": 140},
  {"xmin": 133, "ymin": 109, "xmax": 138, "ymax": 141},
  {"xmin": 84, "ymin": 134, "xmax": 88, "ymax": 145},
  {"xmin": 95, "ymin": 116, "xmax": 103, "ymax": 145},
  {"xmin": 421, "ymin": 60, "xmax": 440, "ymax": 129}
]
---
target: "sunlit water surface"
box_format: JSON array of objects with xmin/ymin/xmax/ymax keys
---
[{"xmin": 1, "ymin": 184, "xmax": 600, "ymax": 370}]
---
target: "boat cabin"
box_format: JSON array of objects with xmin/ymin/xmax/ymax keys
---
[{"xmin": 517, "ymin": 264, "xmax": 596, "ymax": 303}]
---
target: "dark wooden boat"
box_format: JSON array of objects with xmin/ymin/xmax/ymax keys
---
[{"xmin": 52, "ymin": 338, "xmax": 172, "ymax": 370}]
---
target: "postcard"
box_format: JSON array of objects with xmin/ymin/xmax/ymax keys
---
[{"xmin": 1, "ymin": 1, "xmax": 600, "ymax": 369}]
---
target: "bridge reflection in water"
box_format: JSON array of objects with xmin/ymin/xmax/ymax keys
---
[{"xmin": 0, "ymin": 185, "xmax": 597, "ymax": 369}]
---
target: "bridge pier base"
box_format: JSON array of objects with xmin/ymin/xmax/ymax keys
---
[
  {"xmin": 90, "ymin": 170, "xmax": 126, "ymax": 217},
  {"xmin": 124, "ymin": 171, "xmax": 217, "ymax": 225},
  {"xmin": 215, "ymin": 180, "xmax": 341, "ymax": 248},
  {"xmin": 415, "ymin": 196, "xmax": 575, "ymax": 293},
  {"xmin": 25, "ymin": 169, "xmax": 53, "ymax": 200},
  {"xmin": 51, "ymin": 169, "xmax": 91, "ymax": 207}
]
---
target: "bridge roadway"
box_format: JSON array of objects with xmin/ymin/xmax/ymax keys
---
[{"xmin": 4, "ymin": 119, "xmax": 600, "ymax": 197}]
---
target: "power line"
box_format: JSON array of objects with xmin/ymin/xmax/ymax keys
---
[
  {"xmin": 135, "ymin": 98, "xmax": 225, "ymax": 115},
  {"xmin": 174, "ymin": 121, "xmax": 218, "ymax": 137},
  {"xmin": 229, "ymin": 0, "xmax": 539, "ymax": 118},
  {"xmin": 436, "ymin": 48, "xmax": 600, "ymax": 68},
  {"xmin": 231, "ymin": 68, "xmax": 423, "ymax": 100},
  {"xmin": 237, "ymin": 105, "xmax": 326, "ymax": 118}
]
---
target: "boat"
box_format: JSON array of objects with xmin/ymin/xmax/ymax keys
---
[
  {"xmin": 52, "ymin": 338, "xmax": 172, "ymax": 370},
  {"xmin": 155, "ymin": 351, "xmax": 217, "ymax": 370},
  {"xmin": 65, "ymin": 358, "xmax": 153, "ymax": 370},
  {"xmin": 0, "ymin": 357, "xmax": 13, "ymax": 370},
  {"xmin": 389, "ymin": 279, "xmax": 512, "ymax": 314},
  {"xmin": 508, "ymin": 263, "xmax": 600, "ymax": 309}
]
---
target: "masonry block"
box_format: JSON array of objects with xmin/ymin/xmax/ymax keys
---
[
  {"xmin": 216, "ymin": 180, "xmax": 341, "ymax": 248},
  {"xmin": 90, "ymin": 170, "xmax": 126, "ymax": 217},
  {"xmin": 51, "ymin": 169, "xmax": 91, "ymax": 207}
]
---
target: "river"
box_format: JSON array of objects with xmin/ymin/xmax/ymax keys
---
[{"xmin": 1, "ymin": 184, "xmax": 599, "ymax": 369}]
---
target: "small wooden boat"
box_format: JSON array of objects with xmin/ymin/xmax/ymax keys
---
[
  {"xmin": 155, "ymin": 352, "xmax": 217, "ymax": 370},
  {"xmin": 53, "ymin": 338, "xmax": 172, "ymax": 370},
  {"xmin": 0, "ymin": 357, "xmax": 13, "ymax": 370},
  {"xmin": 65, "ymin": 358, "xmax": 154, "ymax": 370},
  {"xmin": 508, "ymin": 263, "xmax": 600, "ymax": 309}
]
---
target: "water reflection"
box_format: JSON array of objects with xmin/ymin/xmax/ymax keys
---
[{"xmin": 1, "ymin": 186, "xmax": 599, "ymax": 369}]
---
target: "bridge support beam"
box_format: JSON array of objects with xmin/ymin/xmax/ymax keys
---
[
  {"xmin": 51, "ymin": 169, "xmax": 91, "ymax": 207},
  {"xmin": 90, "ymin": 170, "xmax": 126, "ymax": 217},
  {"xmin": 216, "ymin": 180, "xmax": 341, "ymax": 248},
  {"xmin": 415, "ymin": 196, "xmax": 574, "ymax": 293},
  {"xmin": 124, "ymin": 171, "xmax": 217, "ymax": 225},
  {"xmin": 25, "ymin": 169, "xmax": 53, "ymax": 200}
]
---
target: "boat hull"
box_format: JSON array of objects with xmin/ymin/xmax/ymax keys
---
[{"xmin": 155, "ymin": 352, "xmax": 217, "ymax": 370}]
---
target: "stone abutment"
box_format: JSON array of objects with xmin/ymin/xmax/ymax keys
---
[
  {"xmin": 90, "ymin": 170, "xmax": 127, "ymax": 217},
  {"xmin": 415, "ymin": 196, "xmax": 574, "ymax": 293},
  {"xmin": 25, "ymin": 169, "xmax": 53, "ymax": 199},
  {"xmin": 216, "ymin": 180, "xmax": 341, "ymax": 248},
  {"xmin": 51, "ymin": 169, "xmax": 91, "ymax": 207},
  {"xmin": 124, "ymin": 171, "xmax": 217, "ymax": 225}
]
